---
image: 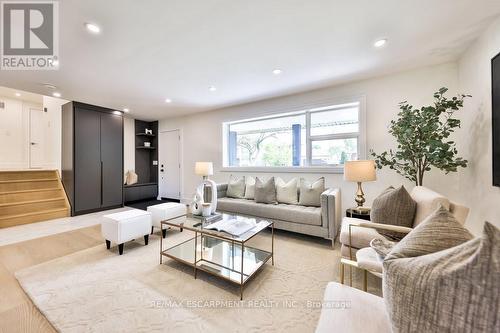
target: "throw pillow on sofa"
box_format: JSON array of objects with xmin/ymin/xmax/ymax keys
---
[
  {"xmin": 298, "ymin": 177, "xmax": 324, "ymax": 207},
  {"xmin": 370, "ymin": 186, "xmax": 416, "ymax": 240},
  {"xmin": 275, "ymin": 177, "xmax": 298, "ymax": 205},
  {"xmin": 254, "ymin": 177, "xmax": 277, "ymax": 204},
  {"xmin": 226, "ymin": 175, "xmax": 246, "ymax": 198},
  {"xmin": 244, "ymin": 176, "xmax": 256, "ymax": 200},
  {"xmin": 383, "ymin": 222, "xmax": 499, "ymax": 333}
]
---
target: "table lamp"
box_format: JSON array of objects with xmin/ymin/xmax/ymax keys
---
[
  {"xmin": 344, "ymin": 160, "xmax": 376, "ymax": 210},
  {"xmin": 194, "ymin": 162, "xmax": 217, "ymax": 215}
]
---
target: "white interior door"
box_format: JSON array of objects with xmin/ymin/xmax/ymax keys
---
[
  {"xmin": 159, "ymin": 130, "xmax": 181, "ymax": 200},
  {"xmin": 29, "ymin": 108, "xmax": 46, "ymax": 168}
]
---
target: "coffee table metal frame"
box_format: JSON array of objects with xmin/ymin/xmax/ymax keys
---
[{"xmin": 159, "ymin": 214, "xmax": 274, "ymax": 300}]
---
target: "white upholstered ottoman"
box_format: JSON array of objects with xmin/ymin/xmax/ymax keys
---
[
  {"xmin": 147, "ymin": 202, "xmax": 187, "ymax": 238},
  {"xmin": 102, "ymin": 209, "xmax": 152, "ymax": 255}
]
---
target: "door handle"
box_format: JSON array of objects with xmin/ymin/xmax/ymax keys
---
[
  {"xmin": 100, "ymin": 161, "xmax": 103, "ymax": 206},
  {"xmin": 160, "ymin": 169, "xmax": 164, "ymax": 172},
  {"xmin": 30, "ymin": 142, "xmax": 37, "ymax": 145}
]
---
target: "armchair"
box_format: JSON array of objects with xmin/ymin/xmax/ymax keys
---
[{"xmin": 339, "ymin": 186, "xmax": 469, "ymax": 290}]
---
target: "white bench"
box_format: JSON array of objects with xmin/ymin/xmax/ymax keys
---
[
  {"xmin": 147, "ymin": 202, "xmax": 187, "ymax": 238},
  {"xmin": 102, "ymin": 209, "xmax": 152, "ymax": 255}
]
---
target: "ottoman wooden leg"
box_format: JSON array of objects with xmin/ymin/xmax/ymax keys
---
[
  {"xmin": 151, "ymin": 226, "xmax": 154, "ymax": 235},
  {"xmin": 106, "ymin": 240, "xmax": 111, "ymax": 249},
  {"xmin": 118, "ymin": 243, "xmax": 124, "ymax": 255},
  {"xmin": 162, "ymin": 228, "xmax": 167, "ymax": 238},
  {"xmin": 144, "ymin": 234, "xmax": 149, "ymax": 245}
]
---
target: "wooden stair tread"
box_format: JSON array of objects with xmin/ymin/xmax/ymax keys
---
[
  {"xmin": 0, "ymin": 208, "xmax": 69, "ymax": 221},
  {"xmin": 0, "ymin": 197, "xmax": 65, "ymax": 207},
  {"xmin": 0, "ymin": 178, "xmax": 58, "ymax": 184},
  {"xmin": 0, "ymin": 188, "xmax": 61, "ymax": 196}
]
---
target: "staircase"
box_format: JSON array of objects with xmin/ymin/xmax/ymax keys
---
[{"xmin": 0, "ymin": 170, "xmax": 71, "ymax": 228}]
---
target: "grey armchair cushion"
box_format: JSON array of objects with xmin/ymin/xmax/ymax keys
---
[
  {"xmin": 370, "ymin": 186, "xmax": 416, "ymax": 240},
  {"xmin": 226, "ymin": 175, "xmax": 246, "ymax": 199},
  {"xmin": 383, "ymin": 222, "xmax": 500, "ymax": 333},
  {"xmin": 298, "ymin": 177, "xmax": 324, "ymax": 207},
  {"xmin": 386, "ymin": 205, "xmax": 473, "ymax": 260},
  {"xmin": 275, "ymin": 177, "xmax": 298, "ymax": 204},
  {"xmin": 254, "ymin": 177, "xmax": 277, "ymax": 204}
]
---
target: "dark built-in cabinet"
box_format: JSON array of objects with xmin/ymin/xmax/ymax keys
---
[{"xmin": 62, "ymin": 102, "xmax": 124, "ymax": 216}]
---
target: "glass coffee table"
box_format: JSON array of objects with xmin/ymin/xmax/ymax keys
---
[{"xmin": 160, "ymin": 213, "xmax": 274, "ymax": 300}]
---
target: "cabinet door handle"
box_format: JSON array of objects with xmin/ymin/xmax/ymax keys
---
[{"xmin": 101, "ymin": 161, "xmax": 103, "ymax": 206}]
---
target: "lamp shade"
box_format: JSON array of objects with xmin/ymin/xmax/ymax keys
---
[
  {"xmin": 344, "ymin": 160, "xmax": 376, "ymax": 182},
  {"xmin": 195, "ymin": 162, "xmax": 213, "ymax": 176}
]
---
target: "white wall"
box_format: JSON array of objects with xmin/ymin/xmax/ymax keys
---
[
  {"xmin": 124, "ymin": 117, "xmax": 136, "ymax": 174},
  {"xmin": 456, "ymin": 17, "xmax": 500, "ymax": 235},
  {"xmin": 159, "ymin": 62, "xmax": 460, "ymax": 213},
  {"xmin": 42, "ymin": 96, "xmax": 68, "ymax": 173}
]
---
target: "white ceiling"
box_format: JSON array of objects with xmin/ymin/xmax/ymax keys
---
[{"xmin": 1, "ymin": 0, "xmax": 499, "ymax": 121}]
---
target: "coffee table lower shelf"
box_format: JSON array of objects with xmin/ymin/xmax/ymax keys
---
[{"xmin": 161, "ymin": 236, "xmax": 273, "ymax": 299}]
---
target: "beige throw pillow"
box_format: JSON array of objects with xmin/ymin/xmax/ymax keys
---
[
  {"xmin": 383, "ymin": 222, "xmax": 499, "ymax": 333},
  {"xmin": 254, "ymin": 177, "xmax": 277, "ymax": 204},
  {"xmin": 385, "ymin": 205, "xmax": 473, "ymax": 260},
  {"xmin": 126, "ymin": 171, "xmax": 138, "ymax": 185},
  {"xmin": 298, "ymin": 178, "xmax": 325, "ymax": 207},
  {"xmin": 226, "ymin": 175, "xmax": 246, "ymax": 199},
  {"xmin": 244, "ymin": 177, "xmax": 256, "ymax": 200},
  {"xmin": 275, "ymin": 177, "xmax": 298, "ymax": 205},
  {"xmin": 370, "ymin": 186, "xmax": 416, "ymax": 240}
]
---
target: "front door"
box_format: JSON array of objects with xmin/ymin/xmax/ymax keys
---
[{"xmin": 159, "ymin": 130, "xmax": 181, "ymax": 200}]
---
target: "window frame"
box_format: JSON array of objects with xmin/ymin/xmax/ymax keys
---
[{"xmin": 221, "ymin": 96, "xmax": 366, "ymax": 174}]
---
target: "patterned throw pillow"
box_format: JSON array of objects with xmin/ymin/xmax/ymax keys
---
[
  {"xmin": 370, "ymin": 186, "xmax": 416, "ymax": 240},
  {"xmin": 226, "ymin": 175, "xmax": 246, "ymax": 198},
  {"xmin": 244, "ymin": 177, "xmax": 256, "ymax": 200},
  {"xmin": 298, "ymin": 178, "xmax": 325, "ymax": 207},
  {"xmin": 383, "ymin": 222, "xmax": 499, "ymax": 333},
  {"xmin": 370, "ymin": 238, "xmax": 397, "ymax": 258},
  {"xmin": 275, "ymin": 177, "xmax": 298, "ymax": 205},
  {"xmin": 254, "ymin": 177, "xmax": 277, "ymax": 204},
  {"xmin": 385, "ymin": 205, "xmax": 473, "ymax": 260}
]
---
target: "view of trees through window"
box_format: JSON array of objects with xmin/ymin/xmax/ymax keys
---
[{"xmin": 225, "ymin": 102, "xmax": 360, "ymax": 167}]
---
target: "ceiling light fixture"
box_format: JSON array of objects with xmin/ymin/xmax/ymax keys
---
[
  {"xmin": 165, "ymin": 98, "xmax": 172, "ymax": 103},
  {"xmin": 123, "ymin": 108, "xmax": 130, "ymax": 113},
  {"xmin": 15, "ymin": 92, "xmax": 21, "ymax": 97},
  {"xmin": 272, "ymin": 69, "xmax": 282, "ymax": 75},
  {"xmin": 374, "ymin": 38, "xmax": 387, "ymax": 48},
  {"xmin": 52, "ymin": 58, "xmax": 59, "ymax": 67},
  {"xmin": 209, "ymin": 86, "xmax": 217, "ymax": 92},
  {"xmin": 52, "ymin": 92, "xmax": 61, "ymax": 98},
  {"xmin": 84, "ymin": 22, "xmax": 101, "ymax": 34}
]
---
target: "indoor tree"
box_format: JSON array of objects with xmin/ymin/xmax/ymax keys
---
[{"xmin": 371, "ymin": 87, "xmax": 470, "ymax": 186}]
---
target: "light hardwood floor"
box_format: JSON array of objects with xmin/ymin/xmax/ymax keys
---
[{"xmin": 0, "ymin": 225, "xmax": 102, "ymax": 333}]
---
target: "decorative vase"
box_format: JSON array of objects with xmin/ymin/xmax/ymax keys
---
[
  {"xmin": 202, "ymin": 203, "xmax": 212, "ymax": 217},
  {"xmin": 191, "ymin": 194, "xmax": 203, "ymax": 215}
]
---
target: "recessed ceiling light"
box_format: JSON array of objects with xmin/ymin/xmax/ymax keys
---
[
  {"xmin": 52, "ymin": 58, "xmax": 59, "ymax": 67},
  {"xmin": 15, "ymin": 92, "xmax": 21, "ymax": 97},
  {"xmin": 374, "ymin": 39, "xmax": 387, "ymax": 48},
  {"xmin": 42, "ymin": 83, "xmax": 57, "ymax": 90},
  {"xmin": 84, "ymin": 22, "xmax": 101, "ymax": 34},
  {"xmin": 272, "ymin": 69, "xmax": 282, "ymax": 75},
  {"xmin": 52, "ymin": 92, "xmax": 61, "ymax": 98},
  {"xmin": 209, "ymin": 86, "xmax": 217, "ymax": 92},
  {"xmin": 123, "ymin": 108, "xmax": 130, "ymax": 113},
  {"xmin": 165, "ymin": 98, "xmax": 172, "ymax": 103}
]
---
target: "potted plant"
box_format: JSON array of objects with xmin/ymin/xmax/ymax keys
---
[{"xmin": 371, "ymin": 87, "xmax": 470, "ymax": 186}]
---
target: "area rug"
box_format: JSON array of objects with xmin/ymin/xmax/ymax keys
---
[{"xmin": 15, "ymin": 230, "xmax": 377, "ymax": 333}]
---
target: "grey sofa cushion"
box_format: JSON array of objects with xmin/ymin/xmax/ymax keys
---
[
  {"xmin": 254, "ymin": 177, "xmax": 277, "ymax": 204},
  {"xmin": 370, "ymin": 186, "xmax": 416, "ymax": 240},
  {"xmin": 386, "ymin": 205, "xmax": 473, "ymax": 260},
  {"xmin": 217, "ymin": 197, "xmax": 322, "ymax": 226},
  {"xmin": 276, "ymin": 177, "xmax": 298, "ymax": 205},
  {"xmin": 244, "ymin": 176, "xmax": 255, "ymax": 200},
  {"xmin": 383, "ymin": 222, "xmax": 500, "ymax": 333},
  {"xmin": 226, "ymin": 175, "xmax": 246, "ymax": 198},
  {"xmin": 299, "ymin": 177, "xmax": 324, "ymax": 207}
]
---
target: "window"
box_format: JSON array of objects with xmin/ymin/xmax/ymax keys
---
[{"xmin": 223, "ymin": 100, "xmax": 363, "ymax": 171}]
